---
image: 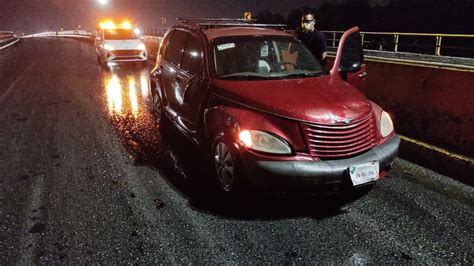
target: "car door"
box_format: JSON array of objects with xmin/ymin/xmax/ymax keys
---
[
  {"xmin": 173, "ymin": 32, "xmax": 207, "ymax": 137},
  {"xmin": 331, "ymin": 27, "xmax": 368, "ymax": 93},
  {"xmin": 160, "ymin": 29, "xmax": 189, "ymax": 120},
  {"xmin": 160, "ymin": 29, "xmax": 189, "ymax": 116}
]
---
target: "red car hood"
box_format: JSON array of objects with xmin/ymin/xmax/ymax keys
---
[{"xmin": 212, "ymin": 75, "xmax": 372, "ymax": 124}]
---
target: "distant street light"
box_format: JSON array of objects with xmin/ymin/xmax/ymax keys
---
[{"xmin": 98, "ymin": 0, "xmax": 108, "ymax": 5}]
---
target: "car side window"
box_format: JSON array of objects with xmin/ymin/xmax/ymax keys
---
[
  {"xmin": 181, "ymin": 34, "xmax": 203, "ymax": 75},
  {"xmin": 163, "ymin": 30, "xmax": 188, "ymax": 66},
  {"xmin": 159, "ymin": 30, "xmax": 173, "ymax": 57}
]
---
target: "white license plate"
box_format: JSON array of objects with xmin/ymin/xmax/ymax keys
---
[{"xmin": 348, "ymin": 161, "xmax": 380, "ymax": 186}]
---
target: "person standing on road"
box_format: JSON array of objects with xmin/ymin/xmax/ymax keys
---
[{"xmin": 294, "ymin": 12, "xmax": 327, "ymax": 66}]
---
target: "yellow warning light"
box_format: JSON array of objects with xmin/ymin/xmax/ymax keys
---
[
  {"xmin": 100, "ymin": 21, "xmax": 115, "ymax": 29},
  {"xmin": 122, "ymin": 21, "xmax": 132, "ymax": 29}
]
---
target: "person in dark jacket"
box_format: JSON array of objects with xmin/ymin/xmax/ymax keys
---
[{"xmin": 294, "ymin": 12, "xmax": 327, "ymax": 65}]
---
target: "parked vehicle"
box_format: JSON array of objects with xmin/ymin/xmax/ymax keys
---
[
  {"xmin": 149, "ymin": 18, "xmax": 400, "ymax": 194},
  {"xmin": 95, "ymin": 20, "xmax": 147, "ymax": 65}
]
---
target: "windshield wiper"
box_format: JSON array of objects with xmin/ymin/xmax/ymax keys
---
[
  {"xmin": 282, "ymin": 72, "xmax": 322, "ymax": 78},
  {"xmin": 219, "ymin": 74, "xmax": 268, "ymax": 80}
]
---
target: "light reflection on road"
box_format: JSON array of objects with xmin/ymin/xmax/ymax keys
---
[
  {"xmin": 103, "ymin": 67, "xmax": 151, "ymax": 118},
  {"xmin": 100, "ymin": 65, "xmax": 163, "ymax": 162},
  {"xmin": 128, "ymin": 77, "xmax": 139, "ymax": 118},
  {"xmin": 106, "ymin": 75, "xmax": 123, "ymax": 115}
]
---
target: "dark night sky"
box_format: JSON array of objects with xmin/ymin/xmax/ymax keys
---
[{"xmin": 0, "ymin": 0, "xmax": 394, "ymax": 34}]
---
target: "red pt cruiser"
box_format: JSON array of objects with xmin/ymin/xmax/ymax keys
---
[{"xmin": 150, "ymin": 19, "xmax": 400, "ymax": 194}]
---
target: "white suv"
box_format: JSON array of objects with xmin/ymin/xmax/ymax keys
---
[{"xmin": 95, "ymin": 21, "xmax": 147, "ymax": 65}]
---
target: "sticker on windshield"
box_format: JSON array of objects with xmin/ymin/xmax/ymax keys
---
[{"xmin": 217, "ymin": 43, "xmax": 236, "ymax": 51}]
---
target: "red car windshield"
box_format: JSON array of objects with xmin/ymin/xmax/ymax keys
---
[
  {"xmin": 212, "ymin": 36, "xmax": 325, "ymax": 80},
  {"xmin": 104, "ymin": 29, "xmax": 137, "ymax": 40}
]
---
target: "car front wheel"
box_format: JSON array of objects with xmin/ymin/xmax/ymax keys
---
[{"xmin": 212, "ymin": 136, "xmax": 243, "ymax": 193}]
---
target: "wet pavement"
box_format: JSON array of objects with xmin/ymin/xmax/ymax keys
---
[{"xmin": 1, "ymin": 38, "xmax": 473, "ymax": 264}]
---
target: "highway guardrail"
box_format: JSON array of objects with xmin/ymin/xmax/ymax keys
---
[
  {"xmin": 24, "ymin": 30, "xmax": 94, "ymax": 39},
  {"xmin": 0, "ymin": 31, "xmax": 21, "ymax": 50}
]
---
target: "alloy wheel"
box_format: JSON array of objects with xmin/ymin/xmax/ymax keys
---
[{"xmin": 214, "ymin": 142, "xmax": 235, "ymax": 192}]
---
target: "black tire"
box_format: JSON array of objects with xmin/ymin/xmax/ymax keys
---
[{"xmin": 211, "ymin": 134, "xmax": 244, "ymax": 194}]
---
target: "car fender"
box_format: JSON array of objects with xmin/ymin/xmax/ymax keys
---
[{"xmin": 204, "ymin": 105, "xmax": 307, "ymax": 152}]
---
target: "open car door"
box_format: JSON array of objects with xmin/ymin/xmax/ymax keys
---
[{"xmin": 331, "ymin": 27, "xmax": 367, "ymax": 93}]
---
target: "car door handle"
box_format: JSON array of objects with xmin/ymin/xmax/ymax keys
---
[{"xmin": 358, "ymin": 72, "xmax": 368, "ymax": 79}]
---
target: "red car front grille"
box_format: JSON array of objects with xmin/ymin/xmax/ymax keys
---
[{"xmin": 301, "ymin": 113, "xmax": 377, "ymax": 159}]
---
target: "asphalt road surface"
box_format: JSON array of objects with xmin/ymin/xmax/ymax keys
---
[{"xmin": 1, "ymin": 38, "xmax": 473, "ymax": 264}]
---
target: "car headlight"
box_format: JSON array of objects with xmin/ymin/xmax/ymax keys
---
[
  {"xmin": 103, "ymin": 44, "xmax": 115, "ymax": 51},
  {"xmin": 380, "ymin": 111, "xmax": 394, "ymax": 138},
  {"xmin": 238, "ymin": 130, "xmax": 292, "ymax": 155},
  {"xmin": 137, "ymin": 43, "xmax": 146, "ymax": 50}
]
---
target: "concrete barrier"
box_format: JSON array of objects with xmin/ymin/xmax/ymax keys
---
[
  {"xmin": 328, "ymin": 50, "xmax": 473, "ymax": 182},
  {"xmin": 360, "ymin": 53, "xmax": 474, "ymax": 157}
]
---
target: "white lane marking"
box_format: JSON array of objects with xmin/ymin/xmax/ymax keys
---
[
  {"xmin": 18, "ymin": 174, "xmax": 46, "ymax": 265},
  {"xmin": 0, "ymin": 62, "xmax": 35, "ymax": 103}
]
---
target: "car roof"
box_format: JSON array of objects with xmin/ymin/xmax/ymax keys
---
[
  {"xmin": 174, "ymin": 26, "xmax": 293, "ymax": 41},
  {"xmin": 203, "ymin": 27, "xmax": 293, "ymax": 41}
]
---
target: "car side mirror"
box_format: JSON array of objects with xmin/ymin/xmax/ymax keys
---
[{"xmin": 331, "ymin": 27, "xmax": 364, "ymax": 75}]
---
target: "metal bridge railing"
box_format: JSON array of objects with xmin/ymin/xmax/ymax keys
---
[
  {"xmin": 322, "ymin": 31, "xmax": 474, "ymax": 58},
  {"xmin": 143, "ymin": 28, "xmax": 169, "ymax": 37}
]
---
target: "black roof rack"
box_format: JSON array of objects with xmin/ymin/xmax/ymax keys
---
[
  {"xmin": 178, "ymin": 17, "xmax": 256, "ymax": 23},
  {"xmin": 177, "ymin": 17, "xmax": 287, "ymax": 30}
]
